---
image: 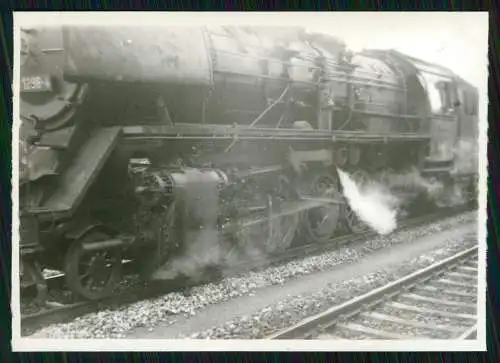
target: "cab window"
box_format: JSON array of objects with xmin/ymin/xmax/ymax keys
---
[
  {"xmin": 435, "ymin": 81, "xmax": 455, "ymax": 112},
  {"xmin": 460, "ymin": 89, "xmax": 478, "ymax": 116},
  {"xmin": 427, "ymin": 82, "xmax": 443, "ymax": 113},
  {"xmin": 421, "ymin": 72, "xmax": 455, "ymax": 114}
]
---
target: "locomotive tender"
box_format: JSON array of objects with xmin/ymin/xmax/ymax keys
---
[{"xmin": 18, "ymin": 25, "xmax": 479, "ymax": 301}]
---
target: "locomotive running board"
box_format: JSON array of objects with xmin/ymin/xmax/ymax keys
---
[
  {"xmin": 122, "ymin": 124, "xmax": 431, "ymax": 143},
  {"xmin": 29, "ymin": 127, "xmax": 122, "ymax": 221}
]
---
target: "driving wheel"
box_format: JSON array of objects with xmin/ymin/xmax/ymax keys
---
[{"xmin": 301, "ymin": 172, "xmax": 342, "ymax": 243}]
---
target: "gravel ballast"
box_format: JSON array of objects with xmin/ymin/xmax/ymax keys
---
[
  {"xmin": 182, "ymin": 231, "xmax": 478, "ymax": 339},
  {"xmin": 25, "ymin": 211, "xmax": 477, "ymax": 339}
]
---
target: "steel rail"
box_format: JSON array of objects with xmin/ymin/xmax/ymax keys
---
[{"xmin": 267, "ymin": 245, "xmax": 478, "ymax": 340}]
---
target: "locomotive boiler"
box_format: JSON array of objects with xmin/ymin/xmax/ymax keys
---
[{"xmin": 19, "ymin": 25, "xmax": 479, "ymax": 302}]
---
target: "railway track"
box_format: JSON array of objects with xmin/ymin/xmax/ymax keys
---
[
  {"xmin": 268, "ymin": 245, "xmax": 478, "ymax": 340},
  {"xmin": 20, "ymin": 205, "xmax": 475, "ymax": 336}
]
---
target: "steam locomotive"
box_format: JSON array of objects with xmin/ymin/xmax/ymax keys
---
[{"xmin": 19, "ymin": 25, "xmax": 479, "ymax": 302}]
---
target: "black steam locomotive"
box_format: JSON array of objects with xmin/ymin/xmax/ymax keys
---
[{"xmin": 18, "ymin": 25, "xmax": 479, "ymax": 302}]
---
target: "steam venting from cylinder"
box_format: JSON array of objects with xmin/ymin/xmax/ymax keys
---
[{"xmin": 337, "ymin": 168, "xmax": 398, "ymax": 235}]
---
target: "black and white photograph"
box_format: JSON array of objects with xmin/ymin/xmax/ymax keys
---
[{"xmin": 11, "ymin": 12, "xmax": 488, "ymax": 351}]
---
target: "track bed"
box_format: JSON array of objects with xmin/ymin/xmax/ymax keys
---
[
  {"xmin": 21, "ymin": 207, "xmax": 475, "ymax": 337},
  {"xmin": 269, "ymin": 245, "xmax": 478, "ymax": 340}
]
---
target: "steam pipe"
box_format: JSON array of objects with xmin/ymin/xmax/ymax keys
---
[
  {"xmin": 82, "ymin": 239, "xmax": 124, "ymax": 252},
  {"xmin": 249, "ymin": 84, "xmax": 291, "ymax": 128}
]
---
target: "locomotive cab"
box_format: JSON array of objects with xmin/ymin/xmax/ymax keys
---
[{"xmin": 419, "ymin": 71, "xmax": 459, "ymax": 167}]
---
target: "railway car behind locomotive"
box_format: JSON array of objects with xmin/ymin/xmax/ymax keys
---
[{"xmin": 19, "ymin": 25, "xmax": 479, "ymax": 302}]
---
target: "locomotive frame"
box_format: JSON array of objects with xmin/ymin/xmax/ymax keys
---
[{"xmin": 18, "ymin": 25, "xmax": 479, "ymax": 303}]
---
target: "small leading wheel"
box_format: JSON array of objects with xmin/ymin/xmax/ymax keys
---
[
  {"xmin": 302, "ymin": 173, "xmax": 342, "ymax": 243},
  {"xmin": 64, "ymin": 231, "xmax": 122, "ymax": 301},
  {"xmin": 343, "ymin": 170, "xmax": 370, "ymax": 234}
]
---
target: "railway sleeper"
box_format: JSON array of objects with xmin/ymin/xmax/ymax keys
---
[
  {"xmin": 360, "ymin": 311, "xmax": 465, "ymax": 334},
  {"xmin": 334, "ymin": 322, "xmax": 428, "ymax": 340},
  {"xmin": 433, "ymin": 278, "xmax": 477, "ymax": 290},
  {"xmin": 418, "ymin": 285, "xmax": 477, "ymax": 299},
  {"xmin": 446, "ymin": 271, "xmax": 477, "ymax": 280},
  {"xmin": 386, "ymin": 301, "xmax": 476, "ymax": 321},
  {"xmin": 399, "ymin": 293, "xmax": 476, "ymax": 311},
  {"xmin": 457, "ymin": 266, "xmax": 478, "ymax": 273}
]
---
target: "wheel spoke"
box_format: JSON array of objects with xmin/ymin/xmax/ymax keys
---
[
  {"xmin": 265, "ymin": 213, "xmax": 298, "ymax": 253},
  {"xmin": 85, "ymin": 276, "xmax": 95, "ymax": 289},
  {"xmin": 80, "ymin": 271, "xmax": 91, "ymax": 280},
  {"xmin": 65, "ymin": 231, "xmax": 122, "ymax": 300}
]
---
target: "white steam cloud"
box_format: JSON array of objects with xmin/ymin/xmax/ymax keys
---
[
  {"xmin": 150, "ymin": 228, "xmax": 223, "ymax": 282},
  {"xmin": 452, "ymin": 139, "xmax": 479, "ymax": 176},
  {"xmin": 337, "ymin": 168, "xmax": 399, "ymax": 235},
  {"xmin": 150, "ymin": 223, "xmax": 270, "ymax": 281}
]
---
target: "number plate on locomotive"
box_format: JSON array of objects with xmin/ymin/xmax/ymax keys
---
[{"xmin": 21, "ymin": 75, "xmax": 52, "ymax": 93}]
